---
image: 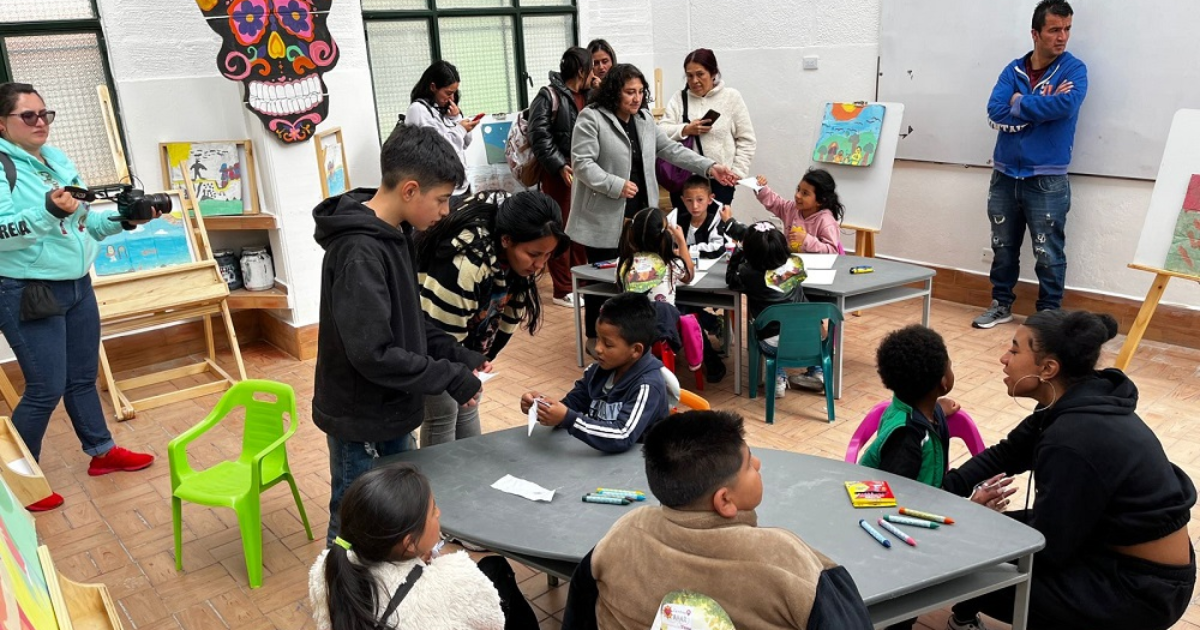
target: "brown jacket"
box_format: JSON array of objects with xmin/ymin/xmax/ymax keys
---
[{"xmin": 590, "ymin": 506, "xmax": 871, "ymax": 630}]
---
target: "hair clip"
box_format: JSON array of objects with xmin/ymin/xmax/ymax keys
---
[
  {"xmin": 752, "ymin": 222, "xmax": 774, "ymax": 233},
  {"xmin": 333, "ymin": 536, "xmax": 352, "ymax": 551}
]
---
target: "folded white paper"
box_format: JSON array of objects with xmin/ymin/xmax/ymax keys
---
[
  {"xmin": 737, "ymin": 177, "xmax": 762, "ymax": 192},
  {"xmin": 801, "ymin": 269, "xmax": 838, "ymax": 286},
  {"xmin": 492, "ymin": 474, "xmax": 556, "ymax": 502},
  {"xmin": 798, "ymin": 254, "xmax": 837, "ymax": 270},
  {"xmin": 685, "ymin": 271, "xmax": 708, "ymax": 286},
  {"xmin": 528, "ymin": 402, "xmax": 539, "ymax": 436},
  {"xmin": 477, "ymin": 371, "xmax": 497, "ymax": 384},
  {"xmin": 697, "ymin": 256, "xmax": 720, "ymax": 272}
]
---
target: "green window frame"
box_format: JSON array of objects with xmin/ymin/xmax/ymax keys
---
[
  {"xmin": 362, "ymin": 0, "xmax": 578, "ymax": 141},
  {"xmin": 0, "ymin": 0, "xmax": 126, "ymax": 186}
]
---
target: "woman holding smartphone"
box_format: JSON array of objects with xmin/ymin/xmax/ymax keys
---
[
  {"xmin": 658, "ymin": 48, "xmax": 756, "ymax": 208},
  {"xmin": 406, "ymin": 61, "xmax": 481, "ymax": 207}
]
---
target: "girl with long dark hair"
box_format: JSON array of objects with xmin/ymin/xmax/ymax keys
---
[{"xmin": 406, "ymin": 61, "xmax": 479, "ymax": 203}]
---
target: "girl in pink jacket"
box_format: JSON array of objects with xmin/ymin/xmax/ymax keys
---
[{"xmin": 754, "ymin": 168, "xmax": 844, "ymax": 254}]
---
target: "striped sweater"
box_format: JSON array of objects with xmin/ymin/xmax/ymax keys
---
[{"xmin": 418, "ymin": 225, "xmax": 527, "ymax": 359}]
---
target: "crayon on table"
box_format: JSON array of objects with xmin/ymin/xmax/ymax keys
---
[
  {"xmin": 582, "ymin": 494, "xmax": 630, "ymax": 505},
  {"xmin": 849, "ymin": 265, "xmax": 875, "ymax": 274},
  {"xmin": 859, "ymin": 519, "xmax": 892, "ymax": 548},
  {"xmin": 899, "ymin": 507, "xmax": 955, "ymax": 524},
  {"xmin": 884, "ymin": 514, "xmax": 941, "ymax": 529},
  {"xmin": 878, "ymin": 518, "xmax": 917, "ymax": 547},
  {"xmin": 595, "ymin": 488, "xmax": 645, "ymax": 500}
]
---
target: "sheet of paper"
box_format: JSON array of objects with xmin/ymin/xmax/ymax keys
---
[
  {"xmin": 737, "ymin": 177, "xmax": 762, "ymax": 192},
  {"xmin": 6, "ymin": 458, "xmax": 33, "ymax": 475},
  {"xmin": 477, "ymin": 371, "xmax": 497, "ymax": 384},
  {"xmin": 527, "ymin": 403, "xmax": 539, "ymax": 436},
  {"xmin": 801, "ymin": 269, "xmax": 837, "ymax": 286},
  {"xmin": 686, "ymin": 271, "xmax": 708, "ymax": 286},
  {"xmin": 698, "ymin": 256, "xmax": 720, "ymax": 272},
  {"xmin": 798, "ymin": 254, "xmax": 837, "ymax": 270},
  {"xmin": 492, "ymin": 474, "xmax": 555, "ymax": 502}
]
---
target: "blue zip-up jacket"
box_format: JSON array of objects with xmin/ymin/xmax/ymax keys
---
[
  {"xmin": 0, "ymin": 138, "xmax": 124, "ymax": 280},
  {"xmin": 987, "ymin": 51, "xmax": 1088, "ymax": 178},
  {"xmin": 560, "ymin": 352, "xmax": 668, "ymax": 453}
]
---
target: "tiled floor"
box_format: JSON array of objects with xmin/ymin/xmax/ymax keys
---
[{"xmin": 11, "ymin": 276, "xmax": 1200, "ymax": 630}]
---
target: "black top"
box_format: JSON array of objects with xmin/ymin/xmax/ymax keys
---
[
  {"xmin": 724, "ymin": 248, "xmax": 805, "ymax": 339},
  {"xmin": 877, "ymin": 405, "xmax": 950, "ymax": 481},
  {"xmin": 620, "ymin": 114, "xmax": 649, "ymax": 218},
  {"xmin": 311, "ymin": 189, "xmax": 485, "ymax": 442},
  {"xmin": 943, "ymin": 369, "xmax": 1196, "ymax": 572},
  {"xmin": 528, "ymin": 71, "xmax": 585, "ymax": 175}
]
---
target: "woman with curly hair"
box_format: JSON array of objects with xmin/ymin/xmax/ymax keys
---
[{"xmin": 568, "ymin": 63, "xmax": 737, "ymax": 352}]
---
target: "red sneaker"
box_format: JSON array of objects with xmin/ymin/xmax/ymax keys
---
[
  {"xmin": 26, "ymin": 492, "xmax": 64, "ymax": 512},
  {"xmin": 88, "ymin": 446, "xmax": 155, "ymax": 476}
]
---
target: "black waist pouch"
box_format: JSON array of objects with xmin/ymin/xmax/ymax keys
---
[{"xmin": 20, "ymin": 281, "xmax": 63, "ymax": 321}]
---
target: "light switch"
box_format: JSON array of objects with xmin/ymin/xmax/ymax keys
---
[{"xmin": 803, "ymin": 56, "xmax": 819, "ymax": 70}]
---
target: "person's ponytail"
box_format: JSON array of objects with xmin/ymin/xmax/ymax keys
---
[{"xmin": 324, "ymin": 545, "xmax": 385, "ymax": 630}]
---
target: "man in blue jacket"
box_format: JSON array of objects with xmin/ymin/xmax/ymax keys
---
[{"xmin": 974, "ymin": 0, "xmax": 1087, "ymax": 329}]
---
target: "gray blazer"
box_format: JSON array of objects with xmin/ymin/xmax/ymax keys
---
[{"xmin": 567, "ymin": 106, "xmax": 715, "ymax": 249}]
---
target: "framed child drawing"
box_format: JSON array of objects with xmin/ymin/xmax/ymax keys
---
[
  {"xmin": 315, "ymin": 127, "xmax": 350, "ymax": 198},
  {"xmin": 159, "ymin": 140, "xmax": 261, "ymax": 216},
  {"xmin": 92, "ymin": 191, "xmax": 198, "ymax": 277}
]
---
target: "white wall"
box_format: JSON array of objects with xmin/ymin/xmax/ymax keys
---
[{"xmin": 582, "ymin": 0, "xmax": 1200, "ymax": 310}]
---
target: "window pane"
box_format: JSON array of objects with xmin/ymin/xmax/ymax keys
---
[
  {"xmin": 520, "ymin": 0, "xmax": 572, "ymax": 6},
  {"xmin": 438, "ymin": 16, "xmax": 518, "ymax": 114},
  {"xmin": 436, "ymin": 0, "xmax": 511, "ymax": 8},
  {"xmin": 3, "ymin": 33, "xmax": 120, "ymax": 186},
  {"xmin": 360, "ymin": 0, "xmax": 428, "ymax": 11},
  {"xmin": 365, "ymin": 20, "xmax": 433, "ymax": 141},
  {"xmin": 522, "ymin": 15, "xmax": 573, "ymax": 93},
  {"xmin": 0, "ymin": 0, "xmax": 95, "ymax": 22}
]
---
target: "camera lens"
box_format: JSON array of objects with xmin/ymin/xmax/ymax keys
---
[{"xmin": 145, "ymin": 193, "xmax": 172, "ymax": 214}]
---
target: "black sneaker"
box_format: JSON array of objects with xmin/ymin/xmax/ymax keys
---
[{"xmin": 972, "ymin": 301, "xmax": 1013, "ymax": 329}]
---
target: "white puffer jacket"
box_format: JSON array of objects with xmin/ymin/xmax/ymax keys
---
[
  {"xmin": 309, "ymin": 549, "xmax": 504, "ymax": 630},
  {"xmin": 659, "ymin": 80, "xmax": 757, "ymax": 178}
]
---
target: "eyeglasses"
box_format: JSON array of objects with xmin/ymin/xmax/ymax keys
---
[{"xmin": 5, "ymin": 110, "xmax": 56, "ymax": 126}]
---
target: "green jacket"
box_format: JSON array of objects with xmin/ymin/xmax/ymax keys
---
[
  {"xmin": 859, "ymin": 396, "xmax": 947, "ymax": 487},
  {"xmin": 0, "ymin": 138, "xmax": 123, "ymax": 280}
]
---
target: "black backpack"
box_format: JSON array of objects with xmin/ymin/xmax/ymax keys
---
[{"xmin": 0, "ymin": 152, "xmax": 16, "ymax": 192}]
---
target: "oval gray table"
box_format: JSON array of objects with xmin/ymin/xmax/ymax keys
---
[{"xmin": 380, "ymin": 427, "xmax": 1044, "ymax": 629}]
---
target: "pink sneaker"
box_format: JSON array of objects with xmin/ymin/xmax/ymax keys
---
[
  {"xmin": 88, "ymin": 446, "xmax": 154, "ymax": 476},
  {"xmin": 26, "ymin": 492, "xmax": 64, "ymax": 512}
]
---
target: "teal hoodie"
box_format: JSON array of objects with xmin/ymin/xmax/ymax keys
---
[{"xmin": 0, "ymin": 137, "xmax": 124, "ymax": 280}]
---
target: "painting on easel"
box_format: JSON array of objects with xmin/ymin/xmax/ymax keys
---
[
  {"xmin": 93, "ymin": 192, "xmax": 197, "ymax": 277},
  {"xmin": 1164, "ymin": 174, "xmax": 1200, "ymax": 274},
  {"xmin": 160, "ymin": 141, "xmax": 260, "ymax": 216},
  {"xmin": 0, "ymin": 478, "xmax": 56, "ymax": 630},
  {"xmin": 812, "ymin": 103, "xmax": 885, "ymax": 167}
]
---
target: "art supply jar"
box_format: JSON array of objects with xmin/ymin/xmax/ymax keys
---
[
  {"xmin": 213, "ymin": 249, "xmax": 243, "ymax": 291},
  {"xmin": 240, "ymin": 246, "xmax": 274, "ymax": 292}
]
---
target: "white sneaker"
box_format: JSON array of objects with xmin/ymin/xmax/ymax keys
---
[
  {"xmin": 552, "ymin": 293, "xmax": 575, "ymax": 308},
  {"xmin": 946, "ymin": 615, "xmax": 991, "ymax": 630},
  {"xmin": 775, "ymin": 374, "xmax": 788, "ymax": 398}
]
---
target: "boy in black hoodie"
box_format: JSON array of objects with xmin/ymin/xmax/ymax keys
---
[
  {"xmin": 520, "ymin": 292, "xmax": 668, "ymax": 453},
  {"xmin": 313, "ymin": 126, "xmax": 486, "ymax": 544}
]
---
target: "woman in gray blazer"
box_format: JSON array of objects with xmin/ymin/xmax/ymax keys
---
[{"xmin": 568, "ymin": 63, "xmax": 737, "ymax": 348}]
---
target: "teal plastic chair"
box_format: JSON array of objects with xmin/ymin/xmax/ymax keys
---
[
  {"xmin": 168, "ymin": 380, "xmax": 313, "ymax": 588},
  {"xmin": 747, "ymin": 302, "xmax": 844, "ymax": 424}
]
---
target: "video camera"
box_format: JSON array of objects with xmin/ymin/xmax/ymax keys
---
[{"xmin": 63, "ymin": 184, "xmax": 171, "ymax": 222}]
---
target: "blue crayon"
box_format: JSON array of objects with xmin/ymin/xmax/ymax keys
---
[
  {"xmin": 859, "ymin": 519, "xmax": 891, "ymax": 548},
  {"xmin": 583, "ymin": 494, "xmax": 630, "ymax": 505}
]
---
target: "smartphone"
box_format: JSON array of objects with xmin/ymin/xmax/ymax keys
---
[
  {"xmin": 702, "ymin": 109, "xmax": 721, "ymax": 124},
  {"xmin": 471, "ymin": 112, "xmax": 486, "ymax": 122}
]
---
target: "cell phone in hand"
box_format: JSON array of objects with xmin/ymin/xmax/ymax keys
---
[
  {"xmin": 471, "ymin": 112, "xmax": 486, "ymax": 122},
  {"xmin": 702, "ymin": 109, "xmax": 721, "ymax": 124}
]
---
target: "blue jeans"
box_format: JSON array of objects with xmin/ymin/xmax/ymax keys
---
[
  {"xmin": 0, "ymin": 275, "xmax": 115, "ymax": 460},
  {"xmin": 325, "ymin": 432, "xmax": 415, "ymax": 545},
  {"xmin": 986, "ymin": 171, "xmax": 1071, "ymax": 311}
]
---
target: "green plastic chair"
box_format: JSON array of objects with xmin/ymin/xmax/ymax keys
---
[
  {"xmin": 747, "ymin": 302, "xmax": 844, "ymax": 424},
  {"xmin": 168, "ymin": 380, "xmax": 313, "ymax": 588}
]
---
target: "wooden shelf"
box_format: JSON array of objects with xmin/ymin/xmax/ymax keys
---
[
  {"xmin": 202, "ymin": 214, "xmax": 278, "ymax": 230},
  {"xmin": 227, "ymin": 283, "xmax": 289, "ymax": 310}
]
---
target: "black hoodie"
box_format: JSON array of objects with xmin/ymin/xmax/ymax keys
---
[
  {"xmin": 312, "ymin": 189, "xmax": 484, "ymax": 442},
  {"xmin": 943, "ymin": 369, "xmax": 1196, "ymax": 573}
]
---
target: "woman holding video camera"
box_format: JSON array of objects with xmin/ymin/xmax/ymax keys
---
[
  {"xmin": 406, "ymin": 61, "xmax": 480, "ymax": 208},
  {"xmin": 0, "ymin": 82, "xmax": 158, "ymax": 511},
  {"xmin": 658, "ymin": 48, "xmax": 756, "ymax": 208}
]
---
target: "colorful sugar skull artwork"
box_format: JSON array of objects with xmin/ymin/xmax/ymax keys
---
[{"xmin": 196, "ymin": 0, "xmax": 340, "ymax": 144}]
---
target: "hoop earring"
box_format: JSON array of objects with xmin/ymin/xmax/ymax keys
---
[{"xmin": 1009, "ymin": 374, "xmax": 1058, "ymax": 413}]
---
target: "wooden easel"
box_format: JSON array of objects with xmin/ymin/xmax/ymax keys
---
[
  {"xmin": 0, "ymin": 416, "xmax": 53, "ymax": 506},
  {"xmin": 38, "ymin": 546, "xmax": 123, "ymax": 630},
  {"xmin": 1114, "ymin": 265, "xmax": 1196, "ymax": 370},
  {"xmin": 94, "ymin": 169, "xmax": 245, "ymax": 421},
  {"xmin": 842, "ymin": 223, "xmax": 878, "ymax": 258}
]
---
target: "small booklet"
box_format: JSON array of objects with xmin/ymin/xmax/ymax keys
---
[{"xmin": 844, "ymin": 480, "xmax": 897, "ymax": 508}]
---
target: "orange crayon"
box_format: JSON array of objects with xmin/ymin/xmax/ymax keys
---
[{"xmin": 899, "ymin": 507, "xmax": 955, "ymax": 525}]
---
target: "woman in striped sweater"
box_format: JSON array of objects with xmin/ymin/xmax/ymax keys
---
[{"xmin": 416, "ymin": 191, "xmax": 569, "ymax": 446}]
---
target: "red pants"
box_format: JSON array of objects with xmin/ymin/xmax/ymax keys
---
[{"xmin": 543, "ymin": 170, "xmax": 587, "ymax": 299}]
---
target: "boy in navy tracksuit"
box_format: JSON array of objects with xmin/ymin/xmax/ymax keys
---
[{"xmin": 521, "ymin": 292, "xmax": 668, "ymax": 453}]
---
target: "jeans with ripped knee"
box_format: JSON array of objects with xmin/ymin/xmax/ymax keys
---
[
  {"xmin": 325, "ymin": 432, "xmax": 415, "ymax": 545},
  {"xmin": 986, "ymin": 171, "xmax": 1071, "ymax": 311}
]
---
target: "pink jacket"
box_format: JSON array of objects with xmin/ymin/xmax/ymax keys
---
[{"xmin": 755, "ymin": 186, "xmax": 842, "ymax": 254}]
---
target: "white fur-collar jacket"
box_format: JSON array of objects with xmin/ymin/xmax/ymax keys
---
[{"xmin": 309, "ymin": 549, "xmax": 505, "ymax": 630}]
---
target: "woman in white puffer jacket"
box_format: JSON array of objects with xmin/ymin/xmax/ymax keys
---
[{"xmin": 659, "ymin": 48, "xmax": 757, "ymax": 208}]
